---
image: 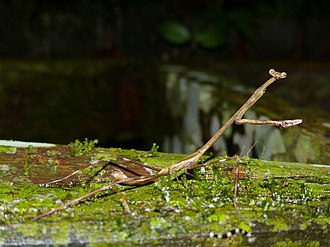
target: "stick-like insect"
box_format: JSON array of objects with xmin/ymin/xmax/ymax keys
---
[{"xmin": 33, "ymin": 69, "xmax": 302, "ymax": 220}]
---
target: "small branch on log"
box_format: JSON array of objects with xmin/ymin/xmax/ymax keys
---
[{"xmin": 33, "ymin": 69, "xmax": 302, "ymax": 220}]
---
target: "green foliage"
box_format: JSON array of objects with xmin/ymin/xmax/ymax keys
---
[
  {"xmin": 194, "ymin": 29, "xmax": 226, "ymax": 49},
  {"xmin": 158, "ymin": 21, "xmax": 191, "ymax": 45},
  {"xmin": 158, "ymin": 7, "xmax": 254, "ymax": 49},
  {"xmin": 68, "ymin": 138, "xmax": 98, "ymax": 156}
]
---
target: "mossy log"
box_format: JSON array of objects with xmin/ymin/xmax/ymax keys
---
[{"xmin": 0, "ymin": 141, "xmax": 329, "ymax": 246}]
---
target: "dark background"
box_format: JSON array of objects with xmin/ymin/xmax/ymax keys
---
[
  {"xmin": 0, "ymin": 0, "xmax": 329, "ymax": 59},
  {"xmin": 0, "ymin": 0, "xmax": 329, "ymax": 151}
]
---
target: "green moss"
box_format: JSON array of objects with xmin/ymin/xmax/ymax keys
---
[
  {"xmin": 0, "ymin": 164, "xmax": 16, "ymax": 177},
  {"xmin": 68, "ymin": 138, "xmax": 99, "ymax": 156},
  {"xmin": 206, "ymin": 209, "xmax": 227, "ymax": 223},
  {"xmin": 306, "ymin": 241, "xmax": 321, "ymax": 247},
  {"xmin": 0, "ymin": 146, "xmax": 16, "ymax": 154},
  {"xmin": 47, "ymin": 150, "xmax": 59, "ymax": 156},
  {"xmin": 145, "ymin": 143, "xmax": 160, "ymax": 157},
  {"xmin": 23, "ymin": 160, "xmax": 30, "ymax": 176},
  {"xmin": 26, "ymin": 145, "xmax": 37, "ymax": 154},
  {"xmin": 45, "ymin": 159, "xmax": 58, "ymax": 174},
  {"xmin": 275, "ymin": 240, "xmax": 302, "ymax": 247},
  {"xmin": 0, "ymin": 150, "xmax": 329, "ymax": 245}
]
